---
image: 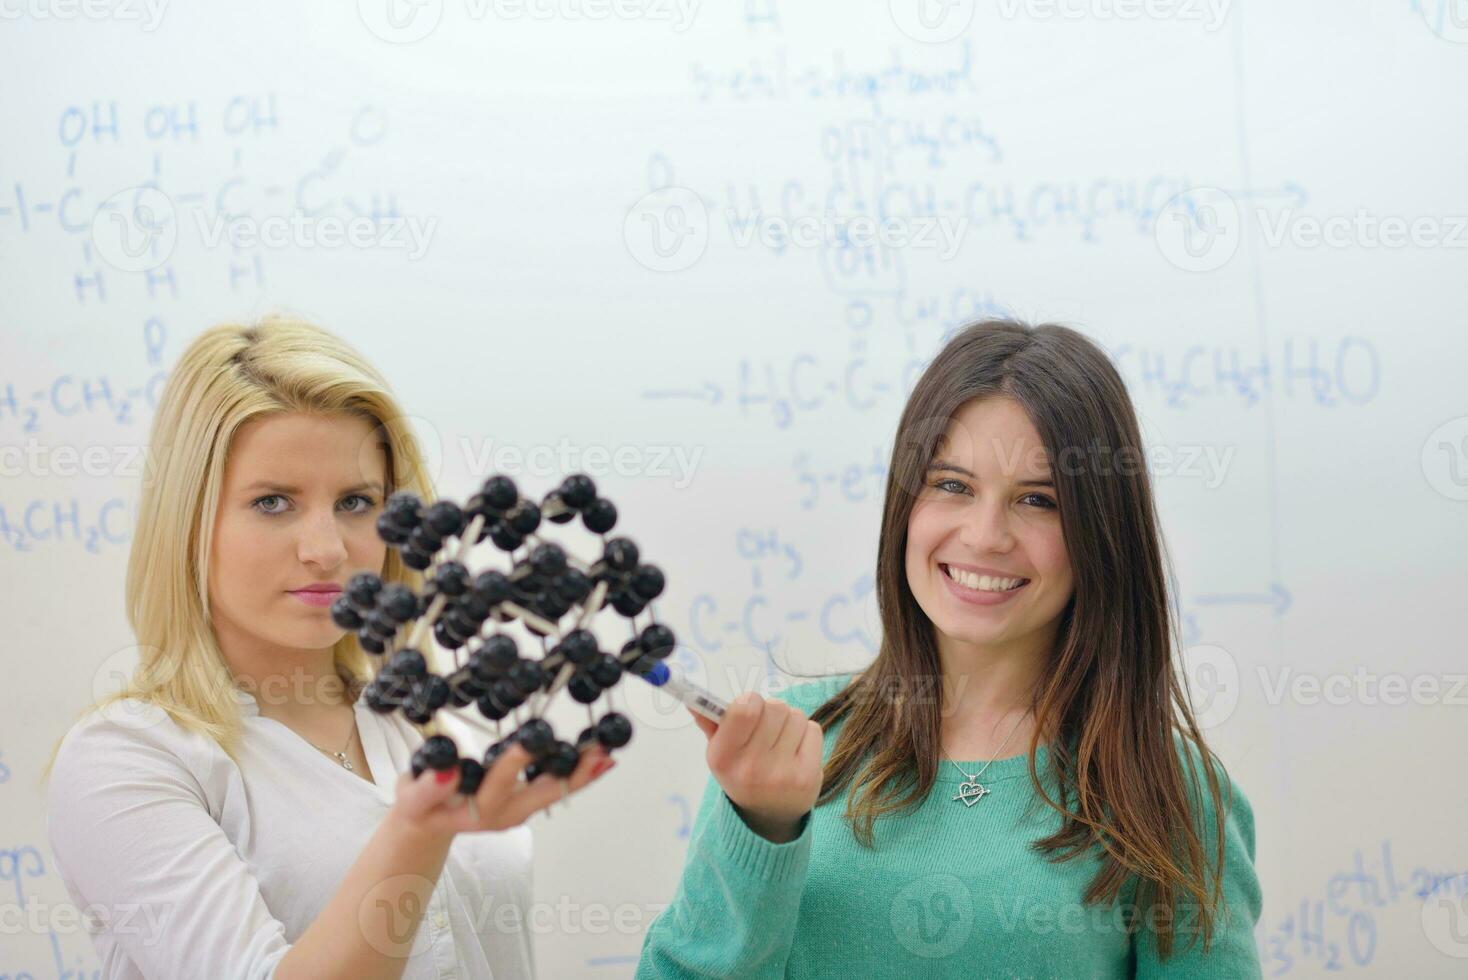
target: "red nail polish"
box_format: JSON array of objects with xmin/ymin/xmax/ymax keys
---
[{"xmin": 436, "ymin": 769, "xmax": 455, "ymax": 783}]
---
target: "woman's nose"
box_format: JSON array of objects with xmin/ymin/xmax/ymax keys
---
[
  {"xmin": 958, "ymin": 496, "xmax": 1015, "ymax": 551},
  {"xmin": 297, "ymin": 508, "xmax": 349, "ymax": 568}
]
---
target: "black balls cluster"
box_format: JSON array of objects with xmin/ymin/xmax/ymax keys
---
[
  {"xmin": 332, "ymin": 572, "xmax": 423, "ymax": 655},
  {"xmin": 542, "ymin": 473, "xmax": 618, "ymax": 535},
  {"xmin": 587, "ymin": 536, "xmax": 666, "ymax": 619}
]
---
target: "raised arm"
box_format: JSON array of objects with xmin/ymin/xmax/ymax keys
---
[{"xmin": 637, "ymin": 691, "xmax": 825, "ymax": 979}]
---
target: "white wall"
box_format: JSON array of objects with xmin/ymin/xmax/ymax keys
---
[{"xmin": 3, "ymin": 1, "xmax": 1467, "ymax": 976}]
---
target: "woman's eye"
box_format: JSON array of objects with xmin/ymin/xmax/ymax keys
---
[
  {"xmin": 341, "ymin": 494, "xmax": 376, "ymax": 514},
  {"xmin": 251, "ymin": 494, "xmax": 378, "ymax": 516},
  {"xmin": 928, "ymin": 477, "xmax": 1054, "ymax": 509},
  {"xmin": 252, "ymin": 494, "xmax": 288, "ymax": 515}
]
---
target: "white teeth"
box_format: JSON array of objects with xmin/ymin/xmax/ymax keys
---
[{"xmin": 942, "ymin": 565, "xmax": 1025, "ymax": 593}]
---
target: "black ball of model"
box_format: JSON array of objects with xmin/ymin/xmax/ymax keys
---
[
  {"xmin": 411, "ymin": 734, "xmax": 459, "ymax": 778},
  {"xmin": 354, "ymin": 471, "xmax": 679, "ymax": 799}
]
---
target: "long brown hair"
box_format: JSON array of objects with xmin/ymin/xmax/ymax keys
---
[{"xmin": 805, "ymin": 317, "xmax": 1232, "ymax": 961}]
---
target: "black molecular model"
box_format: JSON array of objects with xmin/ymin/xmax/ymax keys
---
[{"xmin": 329, "ymin": 473, "xmax": 674, "ymax": 796}]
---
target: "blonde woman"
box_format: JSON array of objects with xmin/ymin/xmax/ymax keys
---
[{"xmin": 42, "ymin": 318, "xmax": 612, "ymax": 979}]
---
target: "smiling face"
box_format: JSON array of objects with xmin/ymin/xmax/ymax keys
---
[
  {"xmin": 208, "ymin": 412, "xmax": 388, "ymax": 661},
  {"xmin": 904, "ymin": 395, "xmax": 1074, "ymax": 664}
]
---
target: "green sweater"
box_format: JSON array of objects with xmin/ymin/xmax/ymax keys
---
[{"xmin": 636, "ymin": 676, "xmax": 1263, "ymax": 979}]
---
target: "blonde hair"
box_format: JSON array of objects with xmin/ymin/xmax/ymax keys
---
[{"xmin": 41, "ymin": 314, "xmax": 435, "ymax": 782}]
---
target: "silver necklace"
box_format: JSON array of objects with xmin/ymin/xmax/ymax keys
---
[
  {"xmin": 304, "ymin": 718, "xmax": 359, "ymax": 771},
  {"xmin": 944, "ymin": 709, "xmax": 1030, "ymax": 808}
]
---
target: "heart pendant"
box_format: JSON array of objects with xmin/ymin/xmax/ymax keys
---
[{"xmin": 953, "ymin": 781, "xmax": 989, "ymax": 807}]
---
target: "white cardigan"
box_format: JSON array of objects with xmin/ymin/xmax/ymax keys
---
[{"xmin": 45, "ymin": 688, "xmax": 535, "ymax": 979}]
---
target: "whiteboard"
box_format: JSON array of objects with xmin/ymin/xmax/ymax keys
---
[{"xmin": 3, "ymin": 1, "xmax": 1467, "ymax": 976}]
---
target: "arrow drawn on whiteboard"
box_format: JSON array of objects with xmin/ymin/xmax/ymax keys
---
[
  {"xmin": 642, "ymin": 383, "xmax": 723, "ymax": 406},
  {"xmin": 1192, "ymin": 583, "xmax": 1292, "ymax": 616},
  {"xmin": 1217, "ymin": 182, "xmax": 1308, "ymax": 207}
]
